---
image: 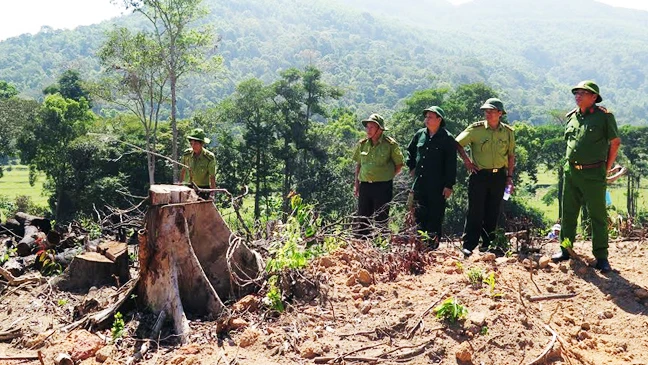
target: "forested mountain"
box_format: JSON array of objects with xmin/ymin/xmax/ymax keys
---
[{"xmin": 1, "ymin": 0, "xmax": 647, "ymax": 124}]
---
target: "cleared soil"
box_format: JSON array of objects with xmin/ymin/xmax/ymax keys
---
[{"xmin": 2, "ymin": 237, "xmax": 648, "ymax": 365}]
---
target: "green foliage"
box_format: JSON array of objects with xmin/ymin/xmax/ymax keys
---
[
  {"xmin": 57, "ymin": 299, "xmax": 68, "ymax": 306},
  {"xmin": 263, "ymin": 275, "xmax": 285, "ymax": 312},
  {"xmin": 434, "ymin": 298, "xmax": 468, "ymax": 323},
  {"xmin": 482, "ymin": 272, "xmax": 503, "ymax": 298},
  {"xmin": 560, "ymin": 238, "xmax": 573, "ymax": 250},
  {"xmin": 486, "ymin": 227, "xmax": 511, "ymax": 254},
  {"xmin": 265, "ymin": 194, "xmax": 325, "ymax": 274},
  {"xmin": 111, "ymin": 312, "xmax": 125, "ymax": 343},
  {"xmin": 466, "ymin": 267, "xmax": 484, "ymax": 287},
  {"xmin": 79, "ymin": 216, "xmax": 102, "ymax": 240},
  {"xmin": 0, "ymin": 247, "xmax": 16, "ymax": 265},
  {"xmin": 36, "ymin": 248, "xmax": 62, "ymax": 276},
  {"xmin": 0, "ymin": 81, "xmax": 18, "ymax": 100},
  {"xmin": 480, "ymin": 326, "xmax": 489, "ymax": 336}
]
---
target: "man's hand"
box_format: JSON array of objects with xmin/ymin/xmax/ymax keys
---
[
  {"xmin": 442, "ymin": 188, "xmax": 453, "ymax": 199},
  {"xmin": 464, "ymin": 159, "xmax": 479, "ymax": 174}
]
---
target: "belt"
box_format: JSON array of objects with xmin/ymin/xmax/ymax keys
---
[
  {"xmin": 478, "ymin": 167, "xmax": 505, "ymax": 173},
  {"xmin": 360, "ymin": 180, "xmax": 391, "ymax": 184},
  {"xmin": 570, "ymin": 161, "xmax": 604, "ymax": 170}
]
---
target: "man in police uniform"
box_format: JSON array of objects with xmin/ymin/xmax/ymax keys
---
[
  {"xmin": 552, "ymin": 81, "xmax": 621, "ymax": 273},
  {"xmin": 406, "ymin": 106, "xmax": 457, "ymax": 249},
  {"xmin": 456, "ymin": 98, "xmax": 515, "ymax": 256},
  {"xmin": 179, "ymin": 128, "xmax": 217, "ymax": 200},
  {"xmin": 353, "ymin": 114, "xmax": 404, "ymax": 237}
]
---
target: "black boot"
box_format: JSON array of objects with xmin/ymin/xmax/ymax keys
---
[
  {"xmin": 551, "ymin": 248, "xmax": 570, "ymax": 262},
  {"xmin": 595, "ymin": 258, "xmax": 612, "ymax": 273}
]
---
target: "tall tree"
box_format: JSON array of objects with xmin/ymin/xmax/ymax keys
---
[
  {"xmin": 0, "ymin": 95, "xmax": 39, "ymax": 176},
  {"xmin": 118, "ymin": 0, "xmax": 220, "ymax": 182},
  {"xmin": 98, "ymin": 28, "xmax": 169, "ymax": 185},
  {"xmin": 17, "ymin": 94, "xmax": 94, "ymax": 219}
]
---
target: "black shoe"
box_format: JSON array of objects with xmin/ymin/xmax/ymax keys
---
[
  {"xmin": 461, "ymin": 248, "xmax": 473, "ymax": 257},
  {"xmin": 551, "ymin": 249, "xmax": 570, "ymax": 263},
  {"xmin": 595, "ymin": 258, "xmax": 612, "ymax": 273}
]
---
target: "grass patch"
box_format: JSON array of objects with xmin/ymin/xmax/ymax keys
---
[{"xmin": 0, "ymin": 165, "xmax": 48, "ymax": 207}]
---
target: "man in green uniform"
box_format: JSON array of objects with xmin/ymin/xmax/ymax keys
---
[
  {"xmin": 552, "ymin": 81, "xmax": 621, "ymax": 273},
  {"xmin": 179, "ymin": 128, "xmax": 217, "ymax": 200},
  {"xmin": 352, "ymin": 114, "xmax": 404, "ymax": 237},
  {"xmin": 406, "ymin": 106, "xmax": 457, "ymax": 249},
  {"xmin": 456, "ymin": 98, "xmax": 515, "ymax": 256}
]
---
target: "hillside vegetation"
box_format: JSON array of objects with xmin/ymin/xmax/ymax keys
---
[{"xmin": 0, "ymin": 0, "xmax": 647, "ymax": 124}]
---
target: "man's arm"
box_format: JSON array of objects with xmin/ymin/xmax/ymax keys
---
[
  {"xmin": 456, "ymin": 142, "xmax": 478, "ymax": 174},
  {"xmin": 354, "ymin": 163, "xmax": 361, "ymax": 197},
  {"xmin": 507, "ymin": 153, "xmax": 516, "ymax": 194},
  {"xmin": 606, "ymin": 137, "xmax": 621, "ymax": 172}
]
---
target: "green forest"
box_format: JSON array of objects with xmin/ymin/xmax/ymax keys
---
[{"xmin": 1, "ymin": 0, "xmax": 648, "ymax": 237}]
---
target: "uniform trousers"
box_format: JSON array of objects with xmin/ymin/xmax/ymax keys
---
[
  {"xmin": 414, "ymin": 188, "xmax": 446, "ymax": 244},
  {"xmin": 560, "ymin": 164, "xmax": 608, "ymax": 259},
  {"xmin": 462, "ymin": 169, "xmax": 507, "ymax": 251},
  {"xmin": 356, "ymin": 180, "xmax": 393, "ymax": 237}
]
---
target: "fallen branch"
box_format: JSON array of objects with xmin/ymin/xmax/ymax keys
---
[
  {"xmin": 0, "ymin": 354, "xmax": 39, "ymax": 361},
  {"xmin": 380, "ymin": 339, "xmax": 434, "ymax": 359},
  {"xmin": 406, "ymin": 290, "xmax": 449, "ymax": 339},
  {"xmin": 314, "ymin": 356, "xmax": 380, "ymax": 364},
  {"xmin": 0, "ymin": 328, "xmax": 22, "ymax": 341},
  {"xmin": 0, "ymin": 267, "xmax": 45, "ymax": 286},
  {"xmin": 527, "ymin": 325, "xmax": 557, "ymax": 365},
  {"xmin": 126, "ymin": 307, "xmax": 167, "ymax": 365},
  {"xmin": 529, "ymin": 293, "xmax": 577, "ymax": 302}
]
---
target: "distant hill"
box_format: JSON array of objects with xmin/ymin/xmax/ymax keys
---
[{"xmin": 0, "ymin": 0, "xmax": 647, "ymax": 125}]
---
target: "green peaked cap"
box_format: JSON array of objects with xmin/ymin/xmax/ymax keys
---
[
  {"xmin": 186, "ymin": 128, "xmax": 210, "ymax": 144},
  {"xmin": 361, "ymin": 113, "xmax": 389, "ymax": 131}
]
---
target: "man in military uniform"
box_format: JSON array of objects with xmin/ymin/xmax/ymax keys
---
[
  {"xmin": 179, "ymin": 128, "xmax": 217, "ymax": 200},
  {"xmin": 353, "ymin": 114, "xmax": 404, "ymax": 237},
  {"xmin": 456, "ymin": 98, "xmax": 515, "ymax": 256},
  {"xmin": 406, "ymin": 106, "xmax": 457, "ymax": 249},
  {"xmin": 552, "ymin": 81, "xmax": 621, "ymax": 273}
]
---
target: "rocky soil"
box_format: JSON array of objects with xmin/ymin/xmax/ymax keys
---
[{"xmin": 2, "ymin": 237, "xmax": 648, "ymax": 365}]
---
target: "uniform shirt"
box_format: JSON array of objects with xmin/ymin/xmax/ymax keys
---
[
  {"xmin": 352, "ymin": 134, "xmax": 404, "ymax": 182},
  {"xmin": 406, "ymin": 127, "xmax": 457, "ymax": 190},
  {"xmin": 564, "ymin": 106, "xmax": 619, "ymax": 165},
  {"xmin": 181, "ymin": 147, "xmax": 216, "ymax": 187},
  {"xmin": 456, "ymin": 121, "xmax": 515, "ymax": 169}
]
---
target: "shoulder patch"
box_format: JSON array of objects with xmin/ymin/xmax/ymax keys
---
[
  {"xmin": 183, "ymin": 148, "xmax": 193, "ymax": 155},
  {"xmin": 565, "ymin": 108, "xmax": 578, "ymax": 118},
  {"xmin": 358, "ymin": 138, "xmax": 368, "ymax": 144},
  {"xmin": 501, "ymin": 123, "xmax": 514, "ymax": 131},
  {"xmin": 385, "ymin": 136, "xmax": 398, "ymax": 145},
  {"xmin": 470, "ymin": 121, "xmax": 484, "ymax": 128},
  {"xmin": 203, "ymin": 149, "xmax": 216, "ymax": 160},
  {"xmin": 597, "ymin": 105, "xmax": 610, "ymax": 114}
]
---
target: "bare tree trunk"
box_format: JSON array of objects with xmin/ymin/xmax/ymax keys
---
[
  {"xmin": 139, "ymin": 185, "xmax": 263, "ymax": 343},
  {"xmin": 170, "ymin": 75, "xmax": 178, "ymax": 182}
]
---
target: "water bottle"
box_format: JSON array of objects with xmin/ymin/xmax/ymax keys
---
[{"xmin": 502, "ymin": 184, "xmax": 512, "ymax": 201}]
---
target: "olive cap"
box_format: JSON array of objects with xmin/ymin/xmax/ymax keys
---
[
  {"xmin": 361, "ymin": 113, "xmax": 389, "ymax": 131},
  {"xmin": 480, "ymin": 98, "xmax": 506, "ymax": 115},
  {"xmin": 571, "ymin": 80, "xmax": 602, "ymax": 103},
  {"xmin": 186, "ymin": 128, "xmax": 210, "ymax": 144}
]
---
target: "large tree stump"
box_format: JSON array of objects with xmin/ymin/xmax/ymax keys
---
[{"xmin": 139, "ymin": 185, "xmax": 262, "ymax": 343}]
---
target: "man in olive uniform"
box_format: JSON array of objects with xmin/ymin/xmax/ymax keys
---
[
  {"xmin": 406, "ymin": 106, "xmax": 457, "ymax": 249},
  {"xmin": 552, "ymin": 81, "xmax": 621, "ymax": 273},
  {"xmin": 353, "ymin": 114, "xmax": 404, "ymax": 237},
  {"xmin": 456, "ymin": 98, "xmax": 515, "ymax": 256},
  {"xmin": 179, "ymin": 128, "xmax": 217, "ymax": 200}
]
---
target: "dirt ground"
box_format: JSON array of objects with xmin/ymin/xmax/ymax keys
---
[{"xmin": 2, "ymin": 237, "xmax": 648, "ymax": 365}]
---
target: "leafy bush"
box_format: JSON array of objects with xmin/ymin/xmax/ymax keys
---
[{"xmin": 434, "ymin": 298, "xmax": 468, "ymax": 323}]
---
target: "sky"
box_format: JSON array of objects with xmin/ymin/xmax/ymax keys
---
[{"xmin": 0, "ymin": 0, "xmax": 647, "ymax": 41}]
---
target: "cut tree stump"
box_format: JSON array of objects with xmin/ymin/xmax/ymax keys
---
[
  {"xmin": 139, "ymin": 185, "xmax": 263, "ymax": 343},
  {"xmin": 57, "ymin": 242, "xmax": 129, "ymax": 291}
]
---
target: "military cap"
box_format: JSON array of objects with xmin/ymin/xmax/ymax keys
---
[
  {"xmin": 480, "ymin": 98, "xmax": 506, "ymax": 115},
  {"xmin": 361, "ymin": 113, "xmax": 389, "ymax": 131},
  {"xmin": 423, "ymin": 106, "xmax": 447, "ymax": 127},
  {"xmin": 186, "ymin": 128, "xmax": 210, "ymax": 144},
  {"xmin": 571, "ymin": 80, "xmax": 602, "ymax": 103}
]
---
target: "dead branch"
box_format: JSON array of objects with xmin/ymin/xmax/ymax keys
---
[
  {"xmin": 529, "ymin": 269, "xmax": 541, "ymax": 294},
  {"xmin": 0, "ymin": 328, "xmax": 22, "ymax": 341},
  {"xmin": 406, "ymin": 290, "xmax": 450, "ymax": 339},
  {"xmin": 0, "ymin": 354, "xmax": 40, "ymax": 361},
  {"xmin": 529, "ymin": 293, "xmax": 577, "ymax": 302},
  {"xmin": 380, "ymin": 339, "xmax": 434, "ymax": 359},
  {"xmin": 527, "ymin": 325, "xmax": 557, "ymax": 365},
  {"xmin": 0, "ymin": 267, "xmax": 46, "ymax": 286},
  {"xmin": 314, "ymin": 356, "xmax": 380, "ymax": 364},
  {"xmin": 126, "ymin": 307, "xmax": 166, "ymax": 365}
]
